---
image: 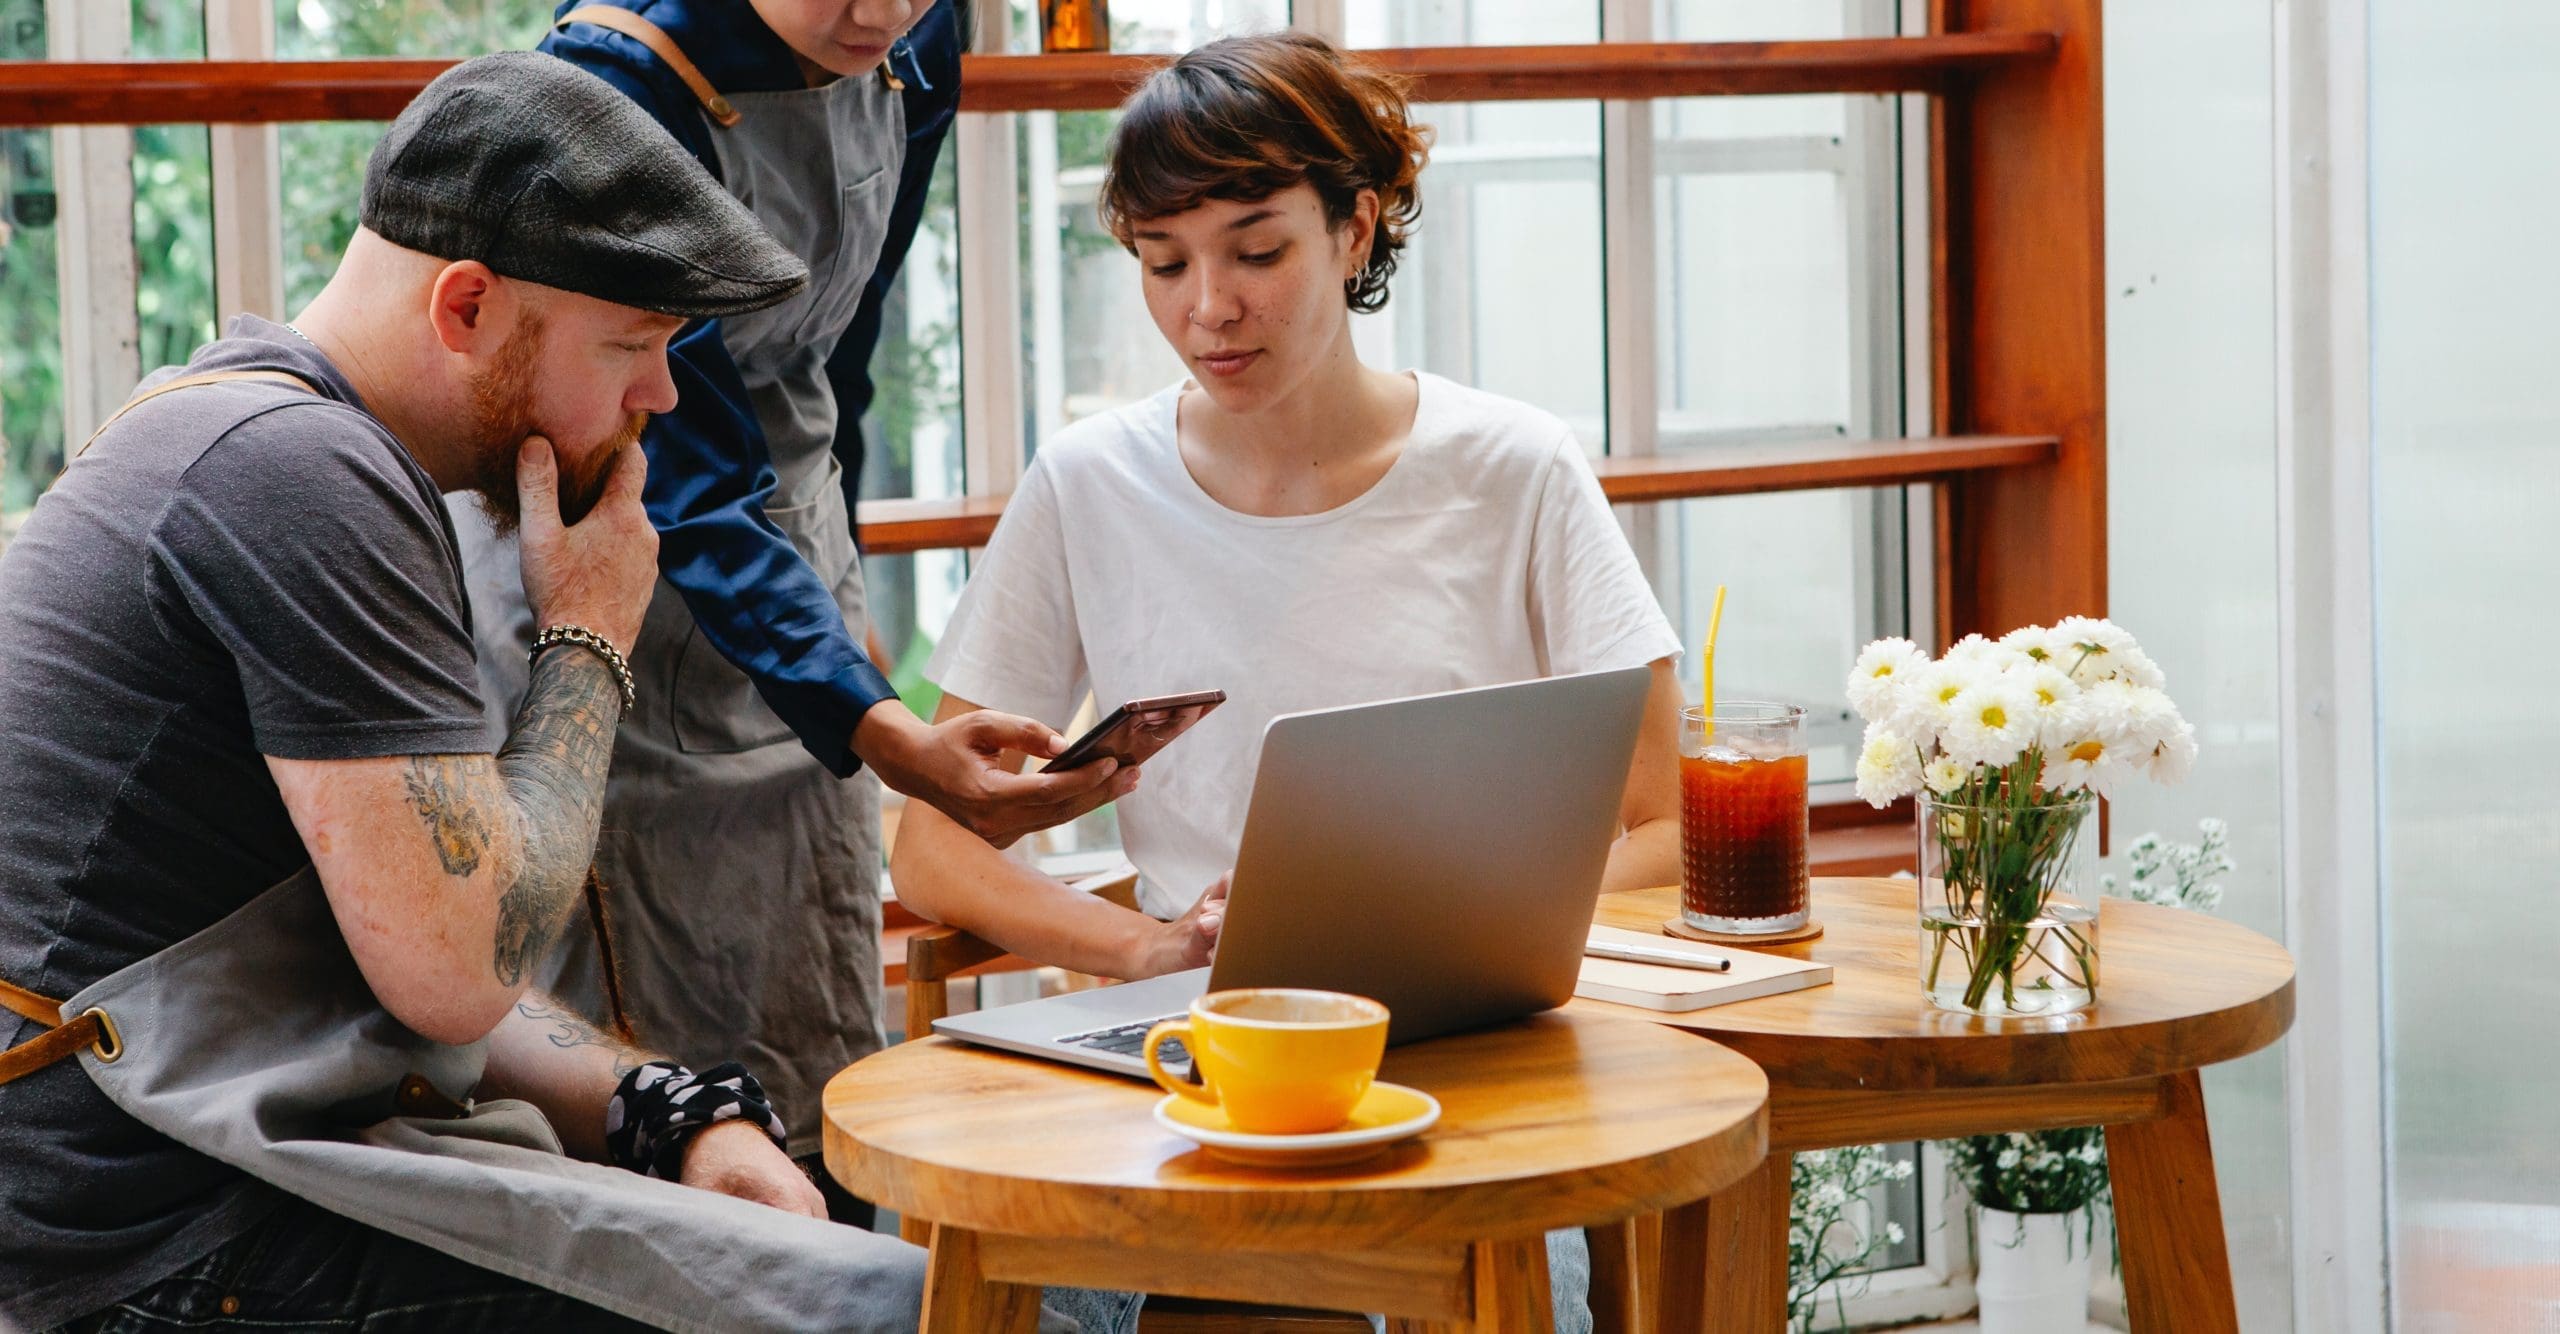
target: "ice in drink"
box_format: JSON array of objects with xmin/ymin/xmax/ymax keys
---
[{"xmin": 1679, "ymin": 704, "xmax": 1810, "ymax": 933}]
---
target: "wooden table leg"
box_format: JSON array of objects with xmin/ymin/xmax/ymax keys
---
[
  {"xmin": 921, "ymin": 1223, "xmax": 1042, "ymax": 1334},
  {"xmin": 2106, "ymin": 1069, "xmax": 2239, "ymax": 1333},
  {"xmin": 1659, "ymin": 1154, "xmax": 1788, "ymax": 1334},
  {"xmin": 1585, "ymin": 1217, "xmax": 1655, "ymax": 1334},
  {"xmin": 1383, "ymin": 1237, "xmax": 1550, "ymax": 1334}
]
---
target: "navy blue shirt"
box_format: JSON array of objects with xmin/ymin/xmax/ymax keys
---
[{"xmin": 540, "ymin": 0, "xmax": 964, "ymax": 776}]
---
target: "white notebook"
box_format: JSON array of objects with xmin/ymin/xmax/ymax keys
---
[{"xmin": 1574, "ymin": 924, "xmax": 1833, "ymax": 1012}]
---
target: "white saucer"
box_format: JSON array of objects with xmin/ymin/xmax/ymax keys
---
[{"xmin": 1153, "ymin": 1081, "xmax": 1442, "ymax": 1167}]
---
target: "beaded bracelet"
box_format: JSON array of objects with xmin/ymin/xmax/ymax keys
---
[
  {"xmin": 531, "ymin": 623, "xmax": 636, "ymax": 714},
  {"xmin": 603, "ymin": 1060, "xmax": 789, "ymax": 1180}
]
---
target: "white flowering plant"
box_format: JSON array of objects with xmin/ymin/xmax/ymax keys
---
[
  {"xmin": 1789, "ymin": 1145, "xmax": 1915, "ymax": 1333},
  {"xmin": 1846, "ymin": 618, "xmax": 2196, "ymax": 1013},
  {"xmin": 1944, "ymin": 1126, "xmax": 2111, "ymax": 1223},
  {"xmin": 2101, "ymin": 817, "xmax": 2232, "ymax": 913}
]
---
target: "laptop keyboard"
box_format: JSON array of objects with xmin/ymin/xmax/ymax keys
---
[{"xmin": 1062, "ymin": 1015, "xmax": 1192, "ymax": 1077}]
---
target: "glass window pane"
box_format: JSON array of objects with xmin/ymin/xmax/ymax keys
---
[
  {"xmin": 1005, "ymin": 0, "xmax": 1285, "ymax": 55},
  {"xmin": 133, "ymin": 7, "xmax": 215, "ymax": 387},
  {"xmin": 0, "ymin": 0, "xmax": 60, "ymax": 530},
  {"xmin": 1659, "ymin": 0, "xmax": 1855, "ymax": 137},
  {"xmin": 1338, "ymin": 10, "xmax": 1606, "ymax": 446},
  {"xmin": 273, "ymin": 3, "xmax": 554, "ymax": 305},
  {"xmin": 274, "ymin": 1, "xmax": 549, "ymax": 57},
  {"xmin": 862, "ymin": 147, "xmax": 966, "ymax": 706},
  {"xmin": 1021, "ymin": 108, "xmax": 1186, "ymax": 454},
  {"xmin": 2374, "ymin": 1, "xmax": 2560, "ymax": 1326},
  {"xmin": 1344, "ymin": 1, "xmax": 1598, "ymax": 46},
  {"xmin": 0, "ymin": 122, "xmax": 64, "ymax": 530}
]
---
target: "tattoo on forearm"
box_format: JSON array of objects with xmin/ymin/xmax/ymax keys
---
[
  {"xmin": 489, "ymin": 647, "xmax": 623, "ymax": 985},
  {"xmin": 515, "ymin": 997, "xmax": 645, "ymax": 1077},
  {"xmin": 402, "ymin": 755, "xmax": 496, "ymax": 876}
]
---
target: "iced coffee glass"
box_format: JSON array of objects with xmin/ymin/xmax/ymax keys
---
[{"xmin": 1680, "ymin": 703, "xmax": 1810, "ymax": 934}]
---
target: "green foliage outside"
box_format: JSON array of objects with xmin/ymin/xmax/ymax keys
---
[
  {"xmin": 0, "ymin": 3, "xmax": 555, "ymax": 523},
  {"xmin": 3, "ymin": 0, "xmax": 958, "ymax": 539}
]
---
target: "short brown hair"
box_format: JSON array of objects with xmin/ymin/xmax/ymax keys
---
[{"xmin": 1099, "ymin": 31, "xmax": 1432, "ymax": 314}]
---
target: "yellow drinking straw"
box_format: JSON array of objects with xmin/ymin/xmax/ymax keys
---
[{"xmin": 1701, "ymin": 584, "xmax": 1729, "ymax": 736}]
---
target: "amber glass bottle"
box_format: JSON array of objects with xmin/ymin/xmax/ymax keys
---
[{"xmin": 1042, "ymin": 0, "xmax": 1110, "ymax": 53}]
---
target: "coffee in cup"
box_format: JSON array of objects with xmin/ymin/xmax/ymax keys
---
[{"xmin": 1145, "ymin": 989, "xmax": 1389, "ymax": 1135}]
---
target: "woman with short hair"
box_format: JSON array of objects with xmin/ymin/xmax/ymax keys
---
[{"xmin": 897, "ymin": 30, "xmax": 1684, "ymax": 983}]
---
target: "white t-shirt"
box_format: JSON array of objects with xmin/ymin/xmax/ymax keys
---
[{"xmin": 929, "ymin": 371, "xmax": 1684, "ymax": 918}]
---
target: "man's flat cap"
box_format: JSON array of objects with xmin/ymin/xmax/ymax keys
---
[{"xmin": 360, "ymin": 51, "xmax": 806, "ymax": 319}]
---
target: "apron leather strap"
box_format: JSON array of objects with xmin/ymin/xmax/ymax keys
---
[
  {"xmin": 0, "ymin": 974, "xmax": 63, "ymax": 1027},
  {"xmin": 76, "ymin": 369, "xmax": 319, "ymax": 458},
  {"xmin": 557, "ymin": 6, "xmax": 742, "ymax": 128},
  {"xmin": 0, "ymin": 977, "xmax": 118, "ymax": 1087}
]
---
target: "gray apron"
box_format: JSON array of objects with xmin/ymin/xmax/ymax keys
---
[
  {"xmin": 454, "ymin": 67, "xmax": 905, "ymax": 1156},
  {"xmin": 64, "ymin": 867, "xmax": 940, "ymax": 1332}
]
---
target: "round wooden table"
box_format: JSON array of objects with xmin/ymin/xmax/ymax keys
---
[
  {"xmin": 1581, "ymin": 877, "xmax": 2296, "ymax": 1334},
  {"xmin": 823, "ymin": 1010, "xmax": 1769, "ymax": 1332}
]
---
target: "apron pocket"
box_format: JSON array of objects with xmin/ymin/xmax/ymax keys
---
[
  {"xmin": 670, "ymin": 492, "xmax": 863, "ymax": 755},
  {"xmin": 670, "ymin": 625, "xmax": 798, "ymax": 754}
]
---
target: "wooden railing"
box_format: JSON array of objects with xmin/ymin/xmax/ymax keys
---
[
  {"xmin": 856, "ymin": 434, "xmax": 2060, "ymax": 555},
  {"xmin": 0, "ymin": 34, "xmax": 2056, "ymax": 126}
]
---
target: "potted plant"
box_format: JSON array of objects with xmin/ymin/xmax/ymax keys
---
[{"xmin": 1945, "ymin": 1128, "xmax": 2111, "ymax": 1332}]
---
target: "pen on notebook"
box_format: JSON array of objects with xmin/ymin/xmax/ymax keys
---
[{"xmin": 1584, "ymin": 940, "xmax": 1733, "ymax": 974}]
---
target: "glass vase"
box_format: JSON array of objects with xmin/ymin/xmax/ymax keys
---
[{"xmin": 1917, "ymin": 791, "xmax": 2100, "ymax": 1016}]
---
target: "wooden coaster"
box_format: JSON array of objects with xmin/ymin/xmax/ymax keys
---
[{"xmin": 1662, "ymin": 916, "xmax": 1825, "ymax": 947}]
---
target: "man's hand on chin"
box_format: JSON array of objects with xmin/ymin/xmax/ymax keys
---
[{"xmin": 678, "ymin": 1120, "xmax": 827, "ymax": 1220}]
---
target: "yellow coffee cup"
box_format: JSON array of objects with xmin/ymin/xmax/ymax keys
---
[{"xmin": 1145, "ymin": 989, "xmax": 1389, "ymax": 1135}]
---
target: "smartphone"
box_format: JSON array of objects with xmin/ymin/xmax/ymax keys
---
[{"xmin": 1043, "ymin": 689, "xmax": 1227, "ymax": 772}]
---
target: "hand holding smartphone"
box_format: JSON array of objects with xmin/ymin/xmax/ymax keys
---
[{"xmin": 1044, "ymin": 690, "xmax": 1226, "ymax": 772}]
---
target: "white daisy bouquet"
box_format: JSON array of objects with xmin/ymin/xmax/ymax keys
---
[{"xmin": 1844, "ymin": 618, "xmax": 2195, "ymax": 1013}]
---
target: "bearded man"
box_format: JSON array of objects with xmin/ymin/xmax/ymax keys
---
[{"xmin": 0, "ymin": 53, "xmax": 1077, "ymax": 1332}]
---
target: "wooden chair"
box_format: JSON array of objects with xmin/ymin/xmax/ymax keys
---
[{"xmin": 892, "ymin": 867, "xmax": 1654, "ymax": 1332}]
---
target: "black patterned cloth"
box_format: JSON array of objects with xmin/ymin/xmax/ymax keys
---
[{"xmin": 604, "ymin": 1061, "xmax": 788, "ymax": 1180}]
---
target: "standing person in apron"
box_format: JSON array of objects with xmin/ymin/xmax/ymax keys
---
[
  {"xmin": 0, "ymin": 54, "xmax": 1077, "ymax": 1333},
  {"xmin": 449, "ymin": 1, "xmax": 1133, "ymax": 1221}
]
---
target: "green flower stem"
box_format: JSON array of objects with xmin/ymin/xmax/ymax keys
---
[{"xmin": 1927, "ymin": 757, "xmax": 2092, "ymax": 1012}]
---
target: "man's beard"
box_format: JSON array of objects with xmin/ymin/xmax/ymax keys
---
[{"xmin": 465, "ymin": 320, "xmax": 647, "ymax": 538}]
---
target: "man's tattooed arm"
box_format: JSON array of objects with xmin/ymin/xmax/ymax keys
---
[
  {"xmin": 480, "ymin": 991, "xmax": 662, "ymax": 1161},
  {"xmin": 393, "ymin": 645, "xmax": 619, "ymax": 986},
  {"xmin": 511, "ymin": 996, "xmax": 646, "ymax": 1078},
  {"xmin": 487, "ymin": 646, "xmax": 622, "ymax": 984}
]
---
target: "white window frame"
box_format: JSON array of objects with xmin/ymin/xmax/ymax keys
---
[{"xmin": 2273, "ymin": 0, "xmax": 2388, "ymax": 1328}]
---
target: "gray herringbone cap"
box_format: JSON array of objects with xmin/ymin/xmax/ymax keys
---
[{"xmin": 359, "ymin": 51, "xmax": 807, "ymax": 319}]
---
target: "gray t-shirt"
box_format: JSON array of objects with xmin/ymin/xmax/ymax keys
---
[{"xmin": 0, "ymin": 317, "xmax": 488, "ymax": 1327}]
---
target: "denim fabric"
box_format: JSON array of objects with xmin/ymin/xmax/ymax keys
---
[
  {"xmin": 46, "ymin": 1196, "xmax": 1094, "ymax": 1334},
  {"xmin": 48, "ymin": 1197, "xmax": 654, "ymax": 1333},
  {"xmin": 1041, "ymin": 1286, "xmax": 1147, "ymax": 1334}
]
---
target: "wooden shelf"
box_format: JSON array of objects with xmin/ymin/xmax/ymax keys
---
[
  {"xmin": 1589, "ymin": 433, "xmax": 2057, "ymax": 503},
  {"xmin": 0, "ymin": 33, "xmax": 2056, "ymax": 127},
  {"xmin": 960, "ymin": 33, "xmax": 2058, "ymax": 113},
  {"xmin": 858, "ymin": 434, "xmax": 2057, "ymax": 555}
]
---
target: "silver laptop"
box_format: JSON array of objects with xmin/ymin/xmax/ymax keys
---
[{"xmin": 931, "ymin": 665, "xmax": 1652, "ymax": 1078}]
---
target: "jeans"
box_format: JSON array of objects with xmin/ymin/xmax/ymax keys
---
[{"xmin": 53, "ymin": 1197, "xmax": 655, "ymax": 1332}]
